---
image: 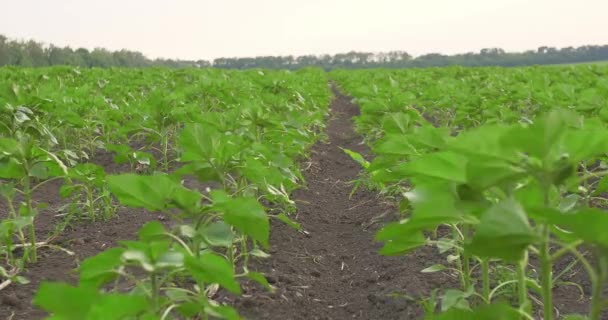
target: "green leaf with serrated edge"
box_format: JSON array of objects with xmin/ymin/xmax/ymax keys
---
[
  {"xmin": 464, "ymin": 156, "xmax": 526, "ymax": 190},
  {"xmin": 467, "ymin": 199, "xmax": 537, "ymax": 262},
  {"xmin": 34, "ymin": 283, "xmax": 98, "ymax": 320},
  {"xmin": 0, "ymin": 158, "xmax": 25, "ymax": 179},
  {"xmin": 138, "ymin": 221, "xmax": 167, "ymax": 241},
  {"xmin": 87, "ymin": 294, "xmax": 151, "ymax": 320},
  {"xmin": 528, "ymin": 207, "xmax": 608, "ymax": 247},
  {"xmin": 274, "ymin": 213, "xmax": 301, "ymax": 231},
  {"xmin": 200, "ymin": 221, "xmax": 234, "ymax": 248},
  {"xmin": 373, "ymin": 135, "xmax": 418, "ymax": 156},
  {"xmin": 441, "ymin": 288, "xmax": 472, "ymax": 312},
  {"xmin": 79, "ymin": 248, "xmax": 125, "ymax": 288},
  {"xmin": 184, "ymin": 253, "xmax": 241, "ymax": 294},
  {"xmin": 171, "ymin": 185, "xmax": 202, "ymax": 211},
  {"xmin": 107, "ymin": 174, "xmax": 173, "ymax": 211},
  {"xmin": 400, "ymin": 152, "xmax": 467, "ymax": 183},
  {"xmin": 211, "ymin": 191, "xmax": 269, "ymax": 248}
]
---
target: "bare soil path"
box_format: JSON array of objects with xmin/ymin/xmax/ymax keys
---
[{"xmin": 224, "ymin": 86, "xmax": 447, "ymax": 319}]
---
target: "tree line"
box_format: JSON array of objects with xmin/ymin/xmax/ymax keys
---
[
  {"xmin": 0, "ymin": 35, "xmax": 209, "ymax": 68},
  {"xmin": 2, "ymin": 34, "xmax": 608, "ymax": 70}
]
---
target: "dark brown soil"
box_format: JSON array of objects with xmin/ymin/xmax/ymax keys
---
[
  {"xmin": 220, "ymin": 87, "xmax": 451, "ymax": 319},
  {"xmin": 0, "ymin": 151, "xmax": 161, "ymax": 319}
]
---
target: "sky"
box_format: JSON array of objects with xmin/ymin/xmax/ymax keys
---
[{"xmin": 0, "ymin": 0, "xmax": 607, "ymax": 61}]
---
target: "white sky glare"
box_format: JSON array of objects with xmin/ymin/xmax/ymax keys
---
[{"xmin": 1, "ymin": 0, "xmax": 606, "ymax": 61}]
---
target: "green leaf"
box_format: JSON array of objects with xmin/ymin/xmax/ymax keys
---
[
  {"xmin": 79, "ymin": 248, "xmax": 125, "ymax": 288},
  {"xmin": 87, "ymin": 294, "xmax": 151, "ymax": 320},
  {"xmin": 211, "ymin": 191, "xmax": 269, "ymax": 248},
  {"xmin": 468, "ymin": 199, "xmax": 537, "ymax": 262},
  {"xmin": 558, "ymin": 194, "xmax": 581, "ymax": 212},
  {"xmin": 107, "ymin": 174, "xmax": 173, "ymax": 211},
  {"xmin": 184, "ymin": 253, "xmax": 241, "ymax": 294},
  {"xmin": 441, "ymin": 289, "xmax": 472, "ymax": 312},
  {"xmin": 373, "ymin": 135, "xmax": 418, "ymax": 156},
  {"xmin": 250, "ymin": 249, "xmax": 271, "ymax": 258},
  {"xmin": 246, "ymin": 272, "xmax": 275, "ymax": 292},
  {"xmin": 200, "ymin": 221, "xmax": 234, "ymax": 248},
  {"xmin": 0, "ymin": 158, "xmax": 25, "ymax": 179},
  {"xmin": 593, "ymin": 175, "xmax": 608, "ymax": 195},
  {"xmin": 401, "ymin": 152, "xmax": 467, "ymax": 183},
  {"xmin": 34, "ymin": 282, "xmax": 98, "ymax": 320},
  {"xmin": 341, "ymin": 148, "xmax": 370, "ymax": 168},
  {"xmin": 274, "ymin": 213, "xmax": 301, "ymax": 231},
  {"xmin": 421, "ymin": 264, "xmax": 447, "ymax": 273},
  {"xmin": 206, "ymin": 304, "xmax": 242, "ymax": 320},
  {"xmin": 138, "ymin": 221, "xmax": 167, "ymax": 241},
  {"xmin": 429, "ymin": 302, "xmax": 520, "ymax": 320},
  {"xmin": 531, "ymin": 208, "xmax": 608, "ymax": 247}
]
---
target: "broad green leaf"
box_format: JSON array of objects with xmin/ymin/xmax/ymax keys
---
[
  {"xmin": 400, "ymin": 152, "xmax": 467, "ymax": 183},
  {"xmin": 184, "ymin": 253, "xmax": 241, "ymax": 294},
  {"xmin": 87, "ymin": 294, "xmax": 150, "ymax": 320},
  {"xmin": 107, "ymin": 174, "xmax": 173, "ymax": 211},
  {"xmin": 34, "ymin": 283, "xmax": 98, "ymax": 320},
  {"xmin": 200, "ymin": 221, "xmax": 234, "ymax": 248},
  {"xmin": 138, "ymin": 221, "xmax": 167, "ymax": 241},
  {"xmin": 429, "ymin": 302, "xmax": 520, "ymax": 320},
  {"xmin": 530, "ymin": 208, "xmax": 608, "ymax": 247},
  {"xmin": 211, "ymin": 191, "xmax": 269, "ymax": 248},
  {"xmin": 468, "ymin": 199, "xmax": 537, "ymax": 262},
  {"xmin": 373, "ymin": 135, "xmax": 418, "ymax": 156},
  {"xmin": 441, "ymin": 288, "xmax": 471, "ymax": 312},
  {"xmin": 79, "ymin": 248, "xmax": 125, "ymax": 288}
]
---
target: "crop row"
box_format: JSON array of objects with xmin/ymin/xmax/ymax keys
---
[
  {"xmin": 0, "ymin": 67, "xmax": 331, "ymax": 319},
  {"xmin": 333, "ymin": 65, "xmax": 608, "ymax": 320}
]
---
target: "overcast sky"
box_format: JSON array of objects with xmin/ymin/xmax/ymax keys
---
[{"xmin": 1, "ymin": 0, "xmax": 606, "ymax": 60}]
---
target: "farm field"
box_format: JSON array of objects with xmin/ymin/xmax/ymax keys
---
[{"xmin": 1, "ymin": 65, "xmax": 608, "ymax": 320}]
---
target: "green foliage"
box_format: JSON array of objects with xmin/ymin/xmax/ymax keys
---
[
  {"xmin": 335, "ymin": 67, "xmax": 608, "ymax": 320},
  {"xmin": 0, "ymin": 67, "xmax": 330, "ymax": 319}
]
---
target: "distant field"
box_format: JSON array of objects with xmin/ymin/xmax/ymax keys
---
[{"xmin": 552, "ymin": 60, "xmax": 608, "ymax": 66}]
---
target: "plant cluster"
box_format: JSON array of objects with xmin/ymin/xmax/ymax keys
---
[
  {"xmin": 333, "ymin": 65, "xmax": 608, "ymax": 319},
  {"xmin": 1, "ymin": 66, "xmax": 331, "ymax": 319}
]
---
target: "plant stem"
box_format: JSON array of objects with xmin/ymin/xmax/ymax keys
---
[
  {"xmin": 481, "ymin": 259, "xmax": 491, "ymax": 304},
  {"xmin": 539, "ymin": 225, "xmax": 553, "ymax": 320},
  {"xmin": 462, "ymin": 225, "xmax": 471, "ymax": 292},
  {"xmin": 150, "ymin": 273, "xmax": 159, "ymax": 312},
  {"xmin": 518, "ymin": 250, "xmax": 531, "ymax": 317},
  {"xmin": 23, "ymin": 176, "xmax": 37, "ymax": 263},
  {"xmin": 162, "ymin": 133, "xmax": 169, "ymax": 172}
]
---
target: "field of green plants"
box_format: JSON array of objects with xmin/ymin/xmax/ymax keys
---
[
  {"xmin": 0, "ymin": 66, "xmax": 330, "ymax": 319},
  {"xmin": 333, "ymin": 65, "xmax": 608, "ymax": 319},
  {"xmin": 1, "ymin": 64, "xmax": 608, "ymax": 319}
]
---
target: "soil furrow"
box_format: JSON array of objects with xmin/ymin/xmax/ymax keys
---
[{"xmin": 227, "ymin": 86, "xmax": 447, "ymax": 320}]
